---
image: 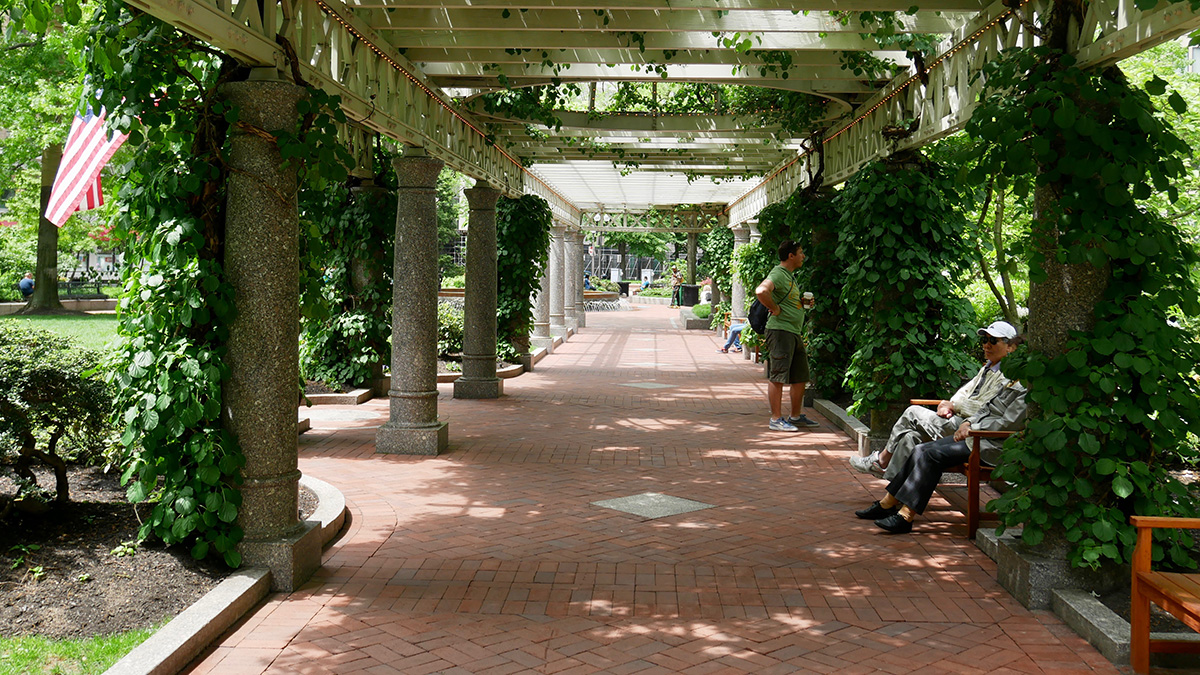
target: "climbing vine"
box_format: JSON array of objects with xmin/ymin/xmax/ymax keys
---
[
  {"xmin": 299, "ymin": 147, "xmax": 397, "ymax": 389},
  {"xmin": 834, "ymin": 153, "xmax": 978, "ymax": 418},
  {"xmin": 85, "ymin": 1, "xmax": 351, "ymax": 566},
  {"xmin": 496, "ymin": 195, "xmax": 552, "ymax": 360},
  {"xmin": 966, "ymin": 47, "xmax": 1200, "ymax": 568}
]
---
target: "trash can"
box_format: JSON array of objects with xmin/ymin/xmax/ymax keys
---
[
  {"xmin": 679, "ymin": 284, "xmax": 700, "ymax": 306},
  {"xmin": 616, "ymin": 281, "xmax": 630, "ymax": 296}
]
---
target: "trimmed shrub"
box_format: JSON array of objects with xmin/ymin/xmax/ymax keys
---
[{"xmin": 0, "ymin": 321, "xmax": 112, "ymax": 515}]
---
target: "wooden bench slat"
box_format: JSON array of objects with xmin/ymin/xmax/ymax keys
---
[{"xmin": 1137, "ymin": 572, "xmax": 1200, "ymax": 638}]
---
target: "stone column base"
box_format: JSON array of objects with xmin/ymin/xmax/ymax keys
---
[
  {"xmin": 239, "ymin": 520, "xmax": 322, "ymax": 592},
  {"xmin": 454, "ymin": 378, "xmax": 503, "ymax": 399},
  {"xmin": 376, "ymin": 421, "xmax": 448, "ymax": 455},
  {"xmin": 550, "ymin": 326, "xmax": 567, "ymax": 338},
  {"xmin": 530, "ymin": 337, "xmax": 553, "ymax": 353}
]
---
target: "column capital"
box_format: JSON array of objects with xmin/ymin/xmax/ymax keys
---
[
  {"xmin": 464, "ymin": 183, "xmax": 501, "ymax": 211},
  {"xmin": 391, "ymin": 153, "xmax": 444, "ymax": 190}
]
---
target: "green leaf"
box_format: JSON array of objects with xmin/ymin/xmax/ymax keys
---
[
  {"xmin": 1112, "ymin": 476, "xmax": 1134, "ymax": 498},
  {"xmin": 1168, "ymin": 91, "xmax": 1187, "ymax": 114}
]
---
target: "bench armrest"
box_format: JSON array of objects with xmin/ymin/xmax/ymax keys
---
[
  {"xmin": 967, "ymin": 430, "xmax": 1016, "ymax": 439},
  {"xmin": 910, "ymin": 399, "xmax": 942, "ymax": 406},
  {"xmin": 1130, "ymin": 516, "xmax": 1200, "ymax": 530}
]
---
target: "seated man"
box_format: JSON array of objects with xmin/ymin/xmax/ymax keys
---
[
  {"xmin": 850, "ymin": 321, "xmax": 1020, "ymax": 480},
  {"xmin": 18, "ymin": 272, "xmax": 34, "ymax": 298},
  {"xmin": 853, "ymin": 352, "xmax": 1028, "ymax": 534}
]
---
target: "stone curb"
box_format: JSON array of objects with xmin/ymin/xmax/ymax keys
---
[
  {"xmin": 1052, "ymin": 589, "xmax": 1200, "ymax": 668},
  {"xmin": 497, "ymin": 363, "xmax": 524, "ymax": 379},
  {"xmin": 813, "ymin": 399, "xmax": 869, "ymax": 456},
  {"xmin": 102, "ymin": 474, "xmax": 348, "ymax": 675},
  {"xmin": 628, "ymin": 296, "xmax": 670, "ymax": 305},
  {"xmin": 678, "ymin": 307, "xmax": 712, "ymax": 330},
  {"xmin": 304, "ymin": 388, "xmax": 372, "ymax": 405}
]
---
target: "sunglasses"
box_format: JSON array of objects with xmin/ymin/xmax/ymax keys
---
[{"xmin": 980, "ymin": 335, "xmax": 1006, "ymax": 345}]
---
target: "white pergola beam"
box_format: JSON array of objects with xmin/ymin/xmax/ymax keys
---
[
  {"xmin": 346, "ymin": 0, "xmax": 985, "ymax": 11},
  {"xmin": 364, "ymin": 8, "xmax": 968, "ymax": 33},
  {"xmin": 405, "ymin": 47, "xmax": 912, "ymax": 68}
]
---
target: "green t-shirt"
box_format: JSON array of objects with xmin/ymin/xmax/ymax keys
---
[{"xmin": 764, "ymin": 264, "xmax": 806, "ymax": 335}]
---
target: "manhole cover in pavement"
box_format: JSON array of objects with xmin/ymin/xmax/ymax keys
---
[
  {"xmin": 619, "ymin": 382, "xmax": 675, "ymax": 389},
  {"xmin": 592, "ymin": 492, "xmax": 715, "ymax": 519}
]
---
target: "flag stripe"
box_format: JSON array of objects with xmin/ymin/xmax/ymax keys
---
[{"xmin": 45, "ymin": 108, "xmax": 127, "ymax": 227}]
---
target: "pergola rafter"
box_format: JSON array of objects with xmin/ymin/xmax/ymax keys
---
[{"xmin": 128, "ymin": 0, "xmax": 1200, "ymax": 218}]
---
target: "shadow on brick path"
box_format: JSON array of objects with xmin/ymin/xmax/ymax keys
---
[{"xmin": 188, "ymin": 304, "xmax": 1118, "ymax": 674}]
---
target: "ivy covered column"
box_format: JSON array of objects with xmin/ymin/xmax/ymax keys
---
[
  {"xmin": 454, "ymin": 182, "xmax": 503, "ymax": 399},
  {"xmin": 221, "ymin": 74, "xmax": 320, "ymax": 592},
  {"xmin": 350, "ymin": 175, "xmax": 392, "ymax": 396},
  {"xmin": 730, "ymin": 224, "xmax": 750, "ymax": 319},
  {"xmin": 549, "ymin": 224, "xmax": 566, "ymax": 337},
  {"xmin": 377, "ymin": 148, "xmax": 448, "ymax": 455},
  {"xmin": 573, "ymin": 230, "xmax": 587, "ymax": 329}
]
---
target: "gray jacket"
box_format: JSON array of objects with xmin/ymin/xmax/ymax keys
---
[{"xmin": 965, "ymin": 380, "xmax": 1028, "ymax": 466}]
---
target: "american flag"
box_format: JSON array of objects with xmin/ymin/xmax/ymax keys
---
[{"xmin": 44, "ymin": 106, "xmax": 128, "ymax": 228}]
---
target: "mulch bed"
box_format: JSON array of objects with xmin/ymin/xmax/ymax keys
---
[{"xmin": 0, "ymin": 466, "xmax": 317, "ymax": 639}]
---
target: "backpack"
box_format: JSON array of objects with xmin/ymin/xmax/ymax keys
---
[{"xmin": 747, "ymin": 299, "xmax": 770, "ymax": 335}]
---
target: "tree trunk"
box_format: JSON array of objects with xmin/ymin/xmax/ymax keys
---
[{"xmin": 19, "ymin": 144, "xmax": 68, "ymax": 315}]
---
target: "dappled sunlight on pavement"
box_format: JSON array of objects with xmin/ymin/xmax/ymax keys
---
[{"xmin": 187, "ymin": 304, "xmax": 1116, "ymax": 674}]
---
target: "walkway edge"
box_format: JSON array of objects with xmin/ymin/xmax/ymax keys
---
[
  {"xmin": 813, "ymin": 398, "xmax": 869, "ymax": 456},
  {"xmin": 102, "ymin": 474, "xmax": 348, "ymax": 675}
]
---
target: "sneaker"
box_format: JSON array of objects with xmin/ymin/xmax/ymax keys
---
[
  {"xmin": 787, "ymin": 414, "xmax": 821, "ymax": 428},
  {"xmin": 849, "ymin": 451, "xmax": 884, "ymax": 476},
  {"xmin": 768, "ymin": 417, "xmax": 800, "ymax": 432}
]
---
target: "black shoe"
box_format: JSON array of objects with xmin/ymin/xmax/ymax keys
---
[
  {"xmin": 855, "ymin": 501, "xmax": 899, "ymax": 520},
  {"xmin": 875, "ymin": 513, "xmax": 913, "ymax": 534}
]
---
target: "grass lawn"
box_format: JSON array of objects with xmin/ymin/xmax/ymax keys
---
[
  {"xmin": 0, "ymin": 626, "xmax": 158, "ymax": 675},
  {"xmin": 0, "ymin": 315, "xmax": 120, "ymax": 353}
]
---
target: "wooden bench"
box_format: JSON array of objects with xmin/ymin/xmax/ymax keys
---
[
  {"xmin": 1130, "ymin": 515, "xmax": 1200, "ymax": 673},
  {"xmin": 911, "ymin": 399, "xmax": 1013, "ymax": 539}
]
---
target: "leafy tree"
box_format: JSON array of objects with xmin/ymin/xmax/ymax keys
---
[
  {"xmin": 0, "ymin": 0, "xmax": 120, "ymax": 311},
  {"xmin": 435, "ymin": 167, "xmax": 467, "ymax": 275}
]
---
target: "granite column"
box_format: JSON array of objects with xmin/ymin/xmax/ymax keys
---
[
  {"xmin": 549, "ymin": 225, "xmax": 566, "ymax": 337},
  {"xmin": 221, "ymin": 73, "xmax": 319, "ymax": 591},
  {"xmin": 573, "ymin": 231, "xmax": 587, "ymax": 329},
  {"xmin": 454, "ymin": 182, "xmax": 503, "ymax": 399},
  {"xmin": 376, "ymin": 149, "xmax": 448, "ymax": 455},
  {"xmin": 531, "ymin": 266, "xmax": 553, "ymax": 352},
  {"xmin": 730, "ymin": 225, "xmax": 751, "ymax": 320}
]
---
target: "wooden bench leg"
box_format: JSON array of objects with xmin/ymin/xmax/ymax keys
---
[
  {"xmin": 1131, "ymin": 578, "xmax": 1151, "ymax": 673},
  {"xmin": 967, "ymin": 471, "xmax": 980, "ymax": 540}
]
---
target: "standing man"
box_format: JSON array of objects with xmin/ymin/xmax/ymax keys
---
[
  {"xmin": 755, "ymin": 239, "xmax": 818, "ymax": 432},
  {"xmin": 18, "ymin": 272, "xmax": 34, "ymax": 298}
]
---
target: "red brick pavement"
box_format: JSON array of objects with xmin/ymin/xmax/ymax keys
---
[{"xmin": 187, "ymin": 305, "xmax": 1118, "ymax": 674}]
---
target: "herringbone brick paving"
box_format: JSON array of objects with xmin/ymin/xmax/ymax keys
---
[{"xmin": 186, "ymin": 305, "xmax": 1120, "ymax": 674}]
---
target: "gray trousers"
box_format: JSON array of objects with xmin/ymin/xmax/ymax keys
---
[{"xmin": 882, "ymin": 404, "xmax": 962, "ymax": 481}]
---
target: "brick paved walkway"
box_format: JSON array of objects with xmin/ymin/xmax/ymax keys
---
[{"xmin": 187, "ymin": 305, "xmax": 1117, "ymax": 674}]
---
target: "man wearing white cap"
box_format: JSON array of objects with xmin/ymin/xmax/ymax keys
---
[
  {"xmin": 849, "ymin": 320, "xmax": 1020, "ymax": 480},
  {"xmin": 854, "ymin": 338, "xmax": 1028, "ymax": 534}
]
